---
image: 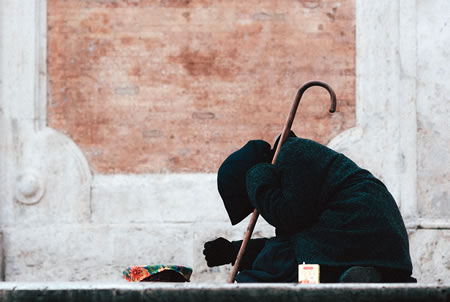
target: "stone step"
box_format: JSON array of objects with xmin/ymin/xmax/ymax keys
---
[{"xmin": 0, "ymin": 282, "xmax": 448, "ymax": 302}]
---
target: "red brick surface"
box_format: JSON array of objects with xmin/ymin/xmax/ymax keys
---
[{"xmin": 47, "ymin": 0, "xmax": 355, "ymax": 173}]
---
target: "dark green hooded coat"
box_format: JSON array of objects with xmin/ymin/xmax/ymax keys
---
[{"xmin": 233, "ymin": 137, "xmax": 413, "ymax": 282}]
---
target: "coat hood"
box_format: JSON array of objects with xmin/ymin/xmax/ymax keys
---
[{"xmin": 217, "ymin": 140, "xmax": 271, "ymax": 225}]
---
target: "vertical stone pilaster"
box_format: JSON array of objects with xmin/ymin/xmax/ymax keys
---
[
  {"xmin": 0, "ymin": 232, "xmax": 4, "ymax": 281},
  {"xmin": 0, "ymin": 0, "xmax": 92, "ymax": 225},
  {"xmin": 397, "ymin": 0, "xmax": 418, "ymax": 222},
  {"xmin": 329, "ymin": 0, "xmax": 419, "ymax": 222}
]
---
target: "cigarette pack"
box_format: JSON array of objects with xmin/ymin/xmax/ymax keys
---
[{"xmin": 298, "ymin": 263, "xmax": 320, "ymax": 284}]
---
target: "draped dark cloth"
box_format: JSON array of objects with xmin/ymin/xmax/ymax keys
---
[{"xmin": 219, "ymin": 137, "xmax": 414, "ymax": 282}]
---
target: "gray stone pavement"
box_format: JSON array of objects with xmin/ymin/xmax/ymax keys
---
[{"xmin": 0, "ymin": 282, "xmax": 448, "ymax": 302}]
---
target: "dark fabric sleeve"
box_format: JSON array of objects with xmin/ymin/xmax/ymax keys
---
[
  {"xmin": 246, "ymin": 162, "xmax": 319, "ymax": 233},
  {"xmin": 231, "ymin": 238, "xmax": 268, "ymax": 271},
  {"xmin": 245, "ymin": 137, "xmax": 351, "ymax": 233}
]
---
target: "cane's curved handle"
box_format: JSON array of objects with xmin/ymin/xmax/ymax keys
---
[
  {"xmin": 271, "ymin": 81, "xmax": 337, "ymax": 164},
  {"xmin": 228, "ymin": 81, "xmax": 337, "ymax": 283}
]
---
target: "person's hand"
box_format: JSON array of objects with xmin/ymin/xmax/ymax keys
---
[
  {"xmin": 203, "ymin": 237, "xmax": 237, "ymax": 267},
  {"xmin": 270, "ymin": 130, "xmax": 297, "ymax": 160}
]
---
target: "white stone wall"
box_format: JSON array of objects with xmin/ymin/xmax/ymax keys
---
[
  {"xmin": 329, "ymin": 0, "xmax": 450, "ymax": 283},
  {"xmin": 0, "ymin": 0, "xmax": 449, "ymax": 284},
  {"xmin": 416, "ymin": 0, "xmax": 450, "ymax": 219}
]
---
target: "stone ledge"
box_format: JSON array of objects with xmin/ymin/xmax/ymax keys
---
[{"xmin": 0, "ymin": 282, "xmax": 448, "ymax": 302}]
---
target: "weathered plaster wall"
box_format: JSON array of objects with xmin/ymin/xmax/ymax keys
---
[
  {"xmin": 411, "ymin": 0, "xmax": 450, "ymax": 283},
  {"xmin": 0, "ymin": 0, "xmax": 449, "ymax": 284},
  {"xmin": 415, "ymin": 0, "xmax": 450, "ymax": 219}
]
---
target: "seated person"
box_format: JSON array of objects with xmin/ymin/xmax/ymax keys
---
[{"xmin": 203, "ymin": 133, "xmax": 416, "ymax": 283}]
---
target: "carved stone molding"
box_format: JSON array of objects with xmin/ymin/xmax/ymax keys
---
[
  {"xmin": 15, "ymin": 170, "xmax": 46, "ymax": 205},
  {"xmin": 0, "ymin": 0, "xmax": 92, "ymax": 226}
]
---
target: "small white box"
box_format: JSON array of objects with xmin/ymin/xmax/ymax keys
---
[{"xmin": 298, "ymin": 263, "xmax": 320, "ymax": 284}]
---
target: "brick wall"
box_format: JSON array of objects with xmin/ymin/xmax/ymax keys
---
[{"xmin": 47, "ymin": 0, "xmax": 356, "ymax": 173}]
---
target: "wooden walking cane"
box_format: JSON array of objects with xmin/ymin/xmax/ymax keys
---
[{"xmin": 228, "ymin": 81, "xmax": 337, "ymax": 283}]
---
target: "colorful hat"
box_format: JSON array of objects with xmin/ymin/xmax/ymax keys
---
[{"xmin": 123, "ymin": 265, "xmax": 193, "ymax": 282}]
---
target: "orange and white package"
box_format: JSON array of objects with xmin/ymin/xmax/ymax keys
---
[{"xmin": 298, "ymin": 263, "xmax": 320, "ymax": 284}]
